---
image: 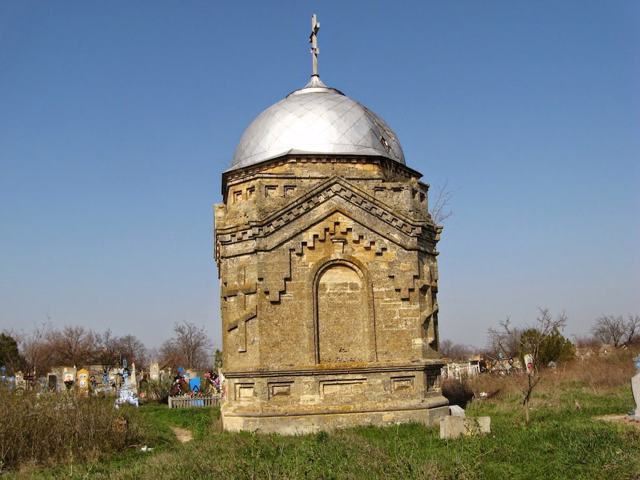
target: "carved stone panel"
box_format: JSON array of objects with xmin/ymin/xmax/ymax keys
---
[{"xmin": 316, "ymin": 264, "xmax": 369, "ymax": 363}]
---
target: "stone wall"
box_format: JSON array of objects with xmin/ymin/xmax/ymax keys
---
[{"xmin": 215, "ymin": 155, "xmax": 447, "ymax": 433}]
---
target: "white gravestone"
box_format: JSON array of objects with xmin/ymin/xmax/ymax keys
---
[
  {"xmin": 631, "ymin": 355, "xmax": 640, "ymax": 420},
  {"xmin": 524, "ymin": 353, "xmax": 534, "ymax": 375},
  {"xmin": 449, "ymin": 405, "xmax": 466, "ymax": 417},
  {"xmin": 130, "ymin": 362, "xmax": 137, "ymax": 393},
  {"xmin": 115, "ymin": 368, "xmax": 139, "ymax": 408},
  {"xmin": 14, "ymin": 371, "xmax": 25, "ymax": 390},
  {"xmin": 150, "ymin": 362, "xmax": 160, "ymax": 381}
]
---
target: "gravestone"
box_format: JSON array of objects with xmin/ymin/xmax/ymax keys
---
[
  {"xmin": 77, "ymin": 368, "xmax": 90, "ymax": 395},
  {"xmin": 14, "ymin": 371, "xmax": 25, "ymax": 390},
  {"xmin": 524, "ymin": 354, "xmax": 534, "ymax": 375},
  {"xmin": 130, "ymin": 363, "xmax": 138, "ymax": 393},
  {"xmin": 149, "ymin": 362, "xmax": 160, "ymax": 381},
  {"xmin": 440, "ymin": 415, "xmax": 491, "ymax": 439},
  {"xmin": 63, "ymin": 367, "xmax": 76, "ymax": 390},
  {"xmin": 108, "ymin": 368, "xmax": 119, "ymax": 390},
  {"xmin": 449, "ymin": 405, "xmax": 466, "ymax": 417},
  {"xmin": 189, "ymin": 376, "xmax": 201, "ymax": 393},
  {"xmin": 115, "ymin": 366, "xmax": 139, "ymax": 408},
  {"xmin": 631, "ymin": 355, "xmax": 640, "ymax": 420},
  {"xmin": 101, "ymin": 368, "xmax": 110, "ymax": 392}
]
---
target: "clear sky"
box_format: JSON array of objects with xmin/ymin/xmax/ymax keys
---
[{"xmin": 1, "ymin": 1, "xmax": 638, "ymax": 350}]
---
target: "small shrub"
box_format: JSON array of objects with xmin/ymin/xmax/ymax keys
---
[
  {"xmin": 140, "ymin": 378, "xmax": 173, "ymax": 404},
  {"xmin": 0, "ymin": 386, "xmax": 142, "ymax": 472}
]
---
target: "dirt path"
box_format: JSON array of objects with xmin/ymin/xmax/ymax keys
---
[{"xmin": 170, "ymin": 426, "xmax": 194, "ymax": 443}]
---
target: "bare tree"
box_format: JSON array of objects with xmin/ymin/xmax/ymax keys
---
[
  {"xmin": 429, "ymin": 181, "xmax": 453, "ymax": 226},
  {"xmin": 572, "ymin": 335, "xmax": 601, "ymax": 349},
  {"xmin": 94, "ymin": 329, "xmax": 120, "ymax": 366},
  {"xmin": 591, "ymin": 314, "xmax": 640, "ymax": 348},
  {"xmin": 520, "ymin": 308, "xmax": 568, "ymax": 424},
  {"xmin": 160, "ymin": 321, "xmax": 211, "ymax": 370},
  {"xmin": 13, "ymin": 325, "xmax": 150, "ymax": 374},
  {"xmin": 439, "ymin": 339, "xmax": 474, "ymax": 360},
  {"xmin": 627, "ymin": 315, "xmax": 640, "ymax": 345},
  {"xmin": 159, "ymin": 342, "xmax": 181, "ymax": 371},
  {"xmin": 439, "ymin": 339, "xmax": 454, "ymax": 358},
  {"xmin": 117, "ymin": 334, "xmax": 148, "ymax": 368},
  {"xmin": 93, "ymin": 330, "xmax": 148, "ymax": 368},
  {"xmin": 487, "ymin": 309, "xmax": 568, "ymax": 424},
  {"xmin": 47, "ymin": 326, "xmax": 97, "ymax": 367},
  {"xmin": 18, "ymin": 322, "xmax": 54, "ymax": 376},
  {"xmin": 487, "ymin": 316, "xmax": 521, "ymax": 361}
]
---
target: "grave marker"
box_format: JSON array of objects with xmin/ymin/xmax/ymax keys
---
[{"xmin": 631, "ymin": 355, "xmax": 640, "ymax": 420}]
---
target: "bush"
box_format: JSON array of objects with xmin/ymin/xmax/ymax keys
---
[
  {"xmin": 140, "ymin": 378, "xmax": 173, "ymax": 404},
  {"xmin": 441, "ymin": 378, "xmax": 474, "ymax": 408},
  {"xmin": 519, "ymin": 327, "xmax": 575, "ymax": 367},
  {"xmin": 0, "ymin": 386, "xmax": 142, "ymax": 472}
]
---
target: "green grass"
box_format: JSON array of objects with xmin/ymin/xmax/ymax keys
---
[
  {"xmin": 136, "ymin": 403, "xmax": 219, "ymax": 441},
  {"xmin": 8, "ymin": 384, "xmax": 640, "ymax": 479}
]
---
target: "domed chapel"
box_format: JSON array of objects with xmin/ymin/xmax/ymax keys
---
[{"xmin": 214, "ymin": 15, "xmax": 448, "ymax": 433}]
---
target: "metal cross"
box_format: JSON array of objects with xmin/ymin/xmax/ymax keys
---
[{"xmin": 309, "ymin": 14, "xmax": 320, "ymax": 77}]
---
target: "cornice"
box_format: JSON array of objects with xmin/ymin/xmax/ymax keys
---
[
  {"xmin": 223, "ymin": 361, "xmax": 445, "ymax": 379},
  {"xmin": 221, "ymin": 154, "xmax": 422, "ymax": 196},
  {"xmin": 216, "ymin": 177, "xmax": 438, "ymax": 248}
]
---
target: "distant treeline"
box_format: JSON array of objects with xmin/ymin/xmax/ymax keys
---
[
  {"xmin": 441, "ymin": 311, "xmax": 639, "ymax": 362},
  {"xmin": 0, "ymin": 321, "xmax": 218, "ymax": 376}
]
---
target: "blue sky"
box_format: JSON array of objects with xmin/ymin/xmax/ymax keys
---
[{"xmin": 1, "ymin": 1, "xmax": 638, "ymax": 349}]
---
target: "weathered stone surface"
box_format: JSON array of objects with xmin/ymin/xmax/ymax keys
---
[
  {"xmin": 477, "ymin": 416, "xmax": 491, "ymax": 434},
  {"xmin": 449, "ymin": 405, "xmax": 466, "ymax": 417},
  {"xmin": 632, "ymin": 371, "xmax": 640, "ymax": 418},
  {"xmin": 215, "ymin": 156, "xmax": 447, "ymax": 434},
  {"xmin": 439, "ymin": 415, "xmax": 491, "ymax": 439}
]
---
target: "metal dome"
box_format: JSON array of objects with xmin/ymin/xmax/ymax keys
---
[{"xmin": 230, "ymin": 76, "xmax": 405, "ymax": 171}]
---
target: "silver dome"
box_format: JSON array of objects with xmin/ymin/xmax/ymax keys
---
[{"xmin": 230, "ymin": 77, "xmax": 405, "ymax": 171}]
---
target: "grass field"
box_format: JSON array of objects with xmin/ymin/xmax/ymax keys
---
[{"xmin": 6, "ymin": 355, "xmax": 640, "ymax": 479}]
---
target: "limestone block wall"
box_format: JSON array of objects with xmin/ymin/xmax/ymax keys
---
[
  {"xmin": 219, "ymin": 157, "xmax": 431, "ymax": 228},
  {"xmin": 215, "ymin": 156, "xmax": 445, "ymax": 426}
]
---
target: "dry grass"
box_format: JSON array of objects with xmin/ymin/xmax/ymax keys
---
[
  {"xmin": 554, "ymin": 349, "xmax": 635, "ymax": 392},
  {"xmin": 0, "ymin": 387, "xmax": 142, "ymax": 472},
  {"xmin": 468, "ymin": 348, "xmax": 636, "ymax": 404},
  {"xmin": 3, "ymin": 349, "xmax": 639, "ymax": 478}
]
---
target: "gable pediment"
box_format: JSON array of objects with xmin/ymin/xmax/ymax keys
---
[{"xmin": 216, "ymin": 177, "xmax": 438, "ymax": 254}]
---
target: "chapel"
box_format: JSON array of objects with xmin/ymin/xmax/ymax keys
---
[{"xmin": 214, "ymin": 15, "xmax": 448, "ymax": 433}]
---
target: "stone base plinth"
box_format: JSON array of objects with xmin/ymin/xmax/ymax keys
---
[
  {"xmin": 439, "ymin": 415, "xmax": 491, "ymax": 439},
  {"xmin": 221, "ymin": 363, "xmax": 447, "ymax": 434},
  {"xmin": 222, "ymin": 398, "xmax": 449, "ymax": 435}
]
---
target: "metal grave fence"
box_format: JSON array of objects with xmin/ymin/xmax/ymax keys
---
[{"xmin": 168, "ymin": 395, "xmax": 220, "ymax": 409}]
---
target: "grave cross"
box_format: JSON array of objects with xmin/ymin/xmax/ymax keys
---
[
  {"xmin": 226, "ymin": 291, "xmax": 257, "ymax": 353},
  {"xmin": 309, "ymin": 14, "xmax": 320, "ymax": 77}
]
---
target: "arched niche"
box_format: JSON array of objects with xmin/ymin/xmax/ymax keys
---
[{"xmin": 313, "ymin": 258, "xmax": 376, "ymax": 364}]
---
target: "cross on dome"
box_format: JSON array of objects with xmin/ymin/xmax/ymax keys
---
[{"xmin": 309, "ymin": 14, "xmax": 320, "ymax": 77}]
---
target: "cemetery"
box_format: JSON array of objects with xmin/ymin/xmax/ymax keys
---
[
  {"xmin": 1, "ymin": 4, "xmax": 638, "ymax": 479},
  {"xmin": 2, "ymin": 346, "xmax": 640, "ymax": 478}
]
